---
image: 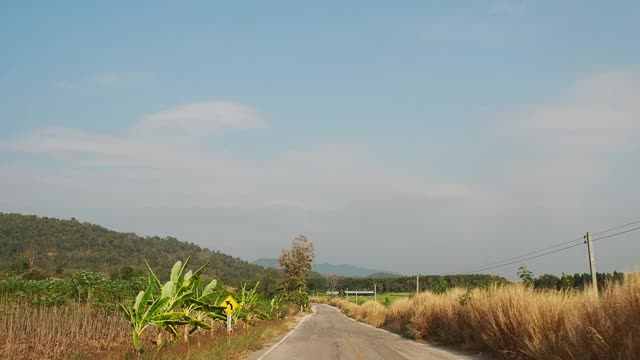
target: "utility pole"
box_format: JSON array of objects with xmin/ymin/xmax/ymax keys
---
[
  {"xmin": 416, "ymin": 274, "xmax": 419, "ymax": 293},
  {"xmin": 585, "ymin": 232, "xmax": 598, "ymax": 296},
  {"xmin": 374, "ymin": 283, "xmax": 377, "ymax": 302}
]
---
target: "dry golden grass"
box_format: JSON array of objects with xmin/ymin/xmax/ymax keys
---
[
  {"xmin": 0, "ymin": 300, "xmax": 302, "ymax": 359},
  {"xmin": 0, "ymin": 300, "xmax": 130, "ymax": 359},
  {"xmin": 330, "ymin": 273, "xmax": 640, "ymax": 360},
  {"xmin": 327, "ymin": 299, "xmax": 386, "ymax": 327}
]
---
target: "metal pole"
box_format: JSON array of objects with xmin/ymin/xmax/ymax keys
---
[
  {"xmin": 227, "ymin": 313, "xmax": 232, "ymax": 332},
  {"xmin": 356, "ymin": 289, "xmax": 358, "ymax": 304},
  {"xmin": 416, "ymin": 274, "xmax": 419, "ymax": 294},
  {"xmin": 585, "ymin": 232, "xmax": 598, "ymax": 296}
]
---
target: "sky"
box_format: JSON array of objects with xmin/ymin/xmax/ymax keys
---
[{"xmin": 1, "ymin": 1, "xmax": 640, "ymax": 278}]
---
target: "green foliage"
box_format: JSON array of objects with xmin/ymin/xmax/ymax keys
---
[
  {"xmin": 459, "ymin": 288, "xmax": 473, "ymax": 306},
  {"xmin": 119, "ymin": 257, "xmax": 227, "ymax": 351},
  {"xmin": 70, "ymin": 269, "xmax": 106, "ymax": 302},
  {"xmin": 278, "ymin": 235, "xmax": 314, "ymax": 308},
  {"xmin": 0, "ymin": 278, "xmax": 72, "ymax": 305},
  {"xmin": 119, "ymin": 258, "xmax": 289, "ymax": 352},
  {"xmin": 0, "ymin": 276, "xmax": 145, "ymax": 307},
  {"xmin": 532, "ymin": 271, "xmax": 625, "ymax": 291},
  {"xmin": 308, "ymin": 273, "xmax": 509, "ymax": 293},
  {"xmin": 432, "ymin": 278, "xmax": 450, "ymax": 294},
  {"xmin": 0, "ymin": 213, "xmax": 266, "ymax": 286},
  {"xmin": 517, "ymin": 265, "xmax": 535, "ymax": 285}
]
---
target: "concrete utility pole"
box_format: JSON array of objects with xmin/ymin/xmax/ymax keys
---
[
  {"xmin": 416, "ymin": 274, "xmax": 419, "ymax": 293},
  {"xmin": 585, "ymin": 232, "xmax": 598, "ymax": 296},
  {"xmin": 374, "ymin": 283, "xmax": 377, "ymax": 302}
]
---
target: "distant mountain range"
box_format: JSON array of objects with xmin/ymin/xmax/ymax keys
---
[{"xmin": 253, "ymin": 258, "xmax": 400, "ymax": 278}]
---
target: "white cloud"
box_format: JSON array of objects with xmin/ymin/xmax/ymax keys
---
[
  {"xmin": 492, "ymin": 70, "xmax": 640, "ymax": 219},
  {"xmin": 95, "ymin": 73, "xmax": 121, "ymax": 85},
  {"xmin": 4, "ymin": 72, "xmax": 640, "ymax": 275},
  {"xmin": 1, "ymin": 100, "xmax": 470, "ymax": 214},
  {"xmin": 136, "ymin": 101, "xmax": 266, "ymax": 136},
  {"xmin": 508, "ymin": 70, "xmax": 640, "ymax": 154}
]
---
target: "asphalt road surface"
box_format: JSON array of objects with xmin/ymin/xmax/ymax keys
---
[{"xmin": 248, "ymin": 304, "xmax": 483, "ymax": 360}]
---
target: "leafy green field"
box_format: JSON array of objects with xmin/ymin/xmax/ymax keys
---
[{"xmin": 313, "ymin": 292, "xmax": 411, "ymax": 306}]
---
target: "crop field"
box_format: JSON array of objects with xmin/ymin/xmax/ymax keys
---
[
  {"xmin": 0, "ymin": 259, "xmax": 301, "ymax": 359},
  {"xmin": 311, "ymin": 292, "xmax": 411, "ymax": 306},
  {"xmin": 329, "ymin": 273, "xmax": 640, "ymax": 360}
]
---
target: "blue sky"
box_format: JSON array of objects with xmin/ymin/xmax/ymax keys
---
[{"xmin": 1, "ymin": 1, "xmax": 640, "ymax": 277}]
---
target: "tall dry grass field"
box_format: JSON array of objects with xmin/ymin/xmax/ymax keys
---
[
  {"xmin": 0, "ymin": 299, "xmax": 302, "ymax": 359},
  {"xmin": 330, "ymin": 273, "xmax": 640, "ymax": 359},
  {"xmin": 0, "ymin": 299, "xmax": 131, "ymax": 359}
]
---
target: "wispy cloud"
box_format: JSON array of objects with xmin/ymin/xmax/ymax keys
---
[
  {"xmin": 508, "ymin": 70, "xmax": 640, "ymax": 154},
  {"xmin": 136, "ymin": 101, "xmax": 267, "ymax": 136},
  {"xmin": 491, "ymin": 70, "xmax": 640, "ymax": 217},
  {"xmin": 54, "ymin": 71, "xmax": 141, "ymax": 91},
  {"xmin": 1, "ymin": 100, "xmax": 472, "ymax": 213},
  {"xmin": 94, "ymin": 72, "xmax": 122, "ymax": 85}
]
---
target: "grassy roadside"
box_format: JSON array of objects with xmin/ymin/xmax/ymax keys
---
[
  {"xmin": 0, "ymin": 300, "xmax": 306, "ymax": 360},
  {"xmin": 147, "ymin": 313, "xmax": 304, "ymax": 360},
  {"xmin": 326, "ymin": 273, "xmax": 640, "ymax": 359}
]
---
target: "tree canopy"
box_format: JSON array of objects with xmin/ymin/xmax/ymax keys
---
[
  {"xmin": 0, "ymin": 213, "xmax": 266, "ymax": 286},
  {"xmin": 278, "ymin": 235, "xmax": 314, "ymax": 306}
]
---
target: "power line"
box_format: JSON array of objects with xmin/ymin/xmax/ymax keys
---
[
  {"xmin": 593, "ymin": 226, "xmax": 640, "ymax": 242},
  {"xmin": 593, "ymin": 220, "xmax": 640, "ymax": 236},
  {"xmin": 465, "ymin": 243, "xmax": 584, "ymax": 274},
  {"xmin": 462, "ymin": 237, "xmax": 583, "ymax": 273},
  {"xmin": 461, "ymin": 219, "xmax": 640, "ymax": 274}
]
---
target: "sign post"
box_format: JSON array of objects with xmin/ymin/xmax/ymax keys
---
[{"xmin": 220, "ymin": 295, "xmax": 239, "ymax": 333}]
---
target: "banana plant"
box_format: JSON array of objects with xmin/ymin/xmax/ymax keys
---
[
  {"xmin": 266, "ymin": 293, "xmax": 285, "ymax": 320},
  {"xmin": 118, "ymin": 278, "xmax": 172, "ymax": 351},
  {"xmin": 119, "ymin": 258, "xmax": 224, "ymax": 351},
  {"xmin": 180, "ymin": 276, "xmax": 226, "ymax": 342},
  {"xmin": 234, "ymin": 282, "xmax": 261, "ymax": 324}
]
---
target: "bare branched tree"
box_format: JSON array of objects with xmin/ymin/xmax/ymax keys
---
[{"xmin": 326, "ymin": 274, "xmax": 339, "ymax": 293}]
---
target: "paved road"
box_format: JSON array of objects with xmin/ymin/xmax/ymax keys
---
[{"xmin": 248, "ymin": 304, "xmax": 482, "ymax": 360}]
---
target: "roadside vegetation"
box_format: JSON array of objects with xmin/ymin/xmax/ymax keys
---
[
  {"xmin": 0, "ymin": 233, "xmax": 317, "ymax": 359},
  {"xmin": 327, "ymin": 272, "xmax": 640, "ymax": 360},
  {"xmin": 0, "ymin": 298, "xmax": 299, "ymax": 360}
]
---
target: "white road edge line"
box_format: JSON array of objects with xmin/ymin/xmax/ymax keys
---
[
  {"xmin": 327, "ymin": 304, "xmax": 402, "ymax": 336},
  {"xmin": 256, "ymin": 305, "xmax": 316, "ymax": 360}
]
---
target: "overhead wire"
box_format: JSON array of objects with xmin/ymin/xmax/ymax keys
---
[
  {"xmin": 461, "ymin": 219, "xmax": 640, "ymax": 274},
  {"xmin": 464, "ymin": 242, "xmax": 584, "ymax": 274},
  {"xmin": 593, "ymin": 226, "xmax": 640, "ymax": 242},
  {"xmin": 461, "ymin": 236, "xmax": 583, "ymax": 273}
]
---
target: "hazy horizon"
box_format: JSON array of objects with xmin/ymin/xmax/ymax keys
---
[{"xmin": 2, "ymin": 1, "xmax": 640, "ymax": 278}]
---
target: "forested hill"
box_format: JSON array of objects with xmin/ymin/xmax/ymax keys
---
[{"xmin": 0, "ymin": 213, "xmax": 266, "ymax": 285}]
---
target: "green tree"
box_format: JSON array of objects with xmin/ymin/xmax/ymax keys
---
[
  {"xmin": 70, "ymin": 269, "xmax": 106, "ymax": 302},
  {"xmin": 278, "ymin": 235, "xmax": 314, "ymax": 309},
  {"xmin": 517, "ymin": 265, "xmax": 534, "ymax": 286}
]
